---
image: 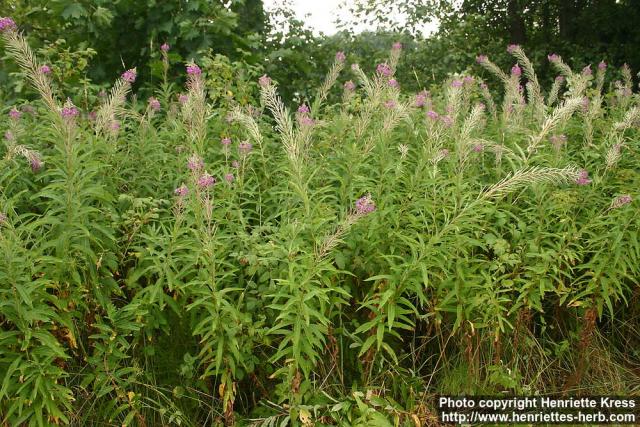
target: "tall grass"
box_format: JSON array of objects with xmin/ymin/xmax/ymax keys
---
[{"xmin": 1, "ymin": 19, "xmax": 639, "ymax": 426}]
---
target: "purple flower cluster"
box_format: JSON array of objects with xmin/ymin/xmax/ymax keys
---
[
  {"xmin": 576, "ymin": 169, "xmax": 591, "ymax": 186},
  {"xmin": 392, "ymin": 42, "xmax": 402, "ymax": 51},
  {"xmin": 187, "ymin": 155, "xmax": 204, "ymax": 171},
  {"xmin": 388, "ymin": 78, "xmax": 399, "ymax": 88},
  {"xmin": 344, "ymin": 80, "xmax": 356, "ymax": 91},
  {"xmin": 550, "ymin": 134, "xmax": 567, "ymax": 150},
  {"xmin": 122, "ymin": 68, "xmax": 137, "ymax": 83},
  {"xmin": 178, "ymin": 94, "xmax": 189, "ymax": 104},
  {"xmin": 160, "ymin": 43, "xmax": 170, "ymax": 52},
  {"xmin": 598, "ymin": 61, "xmax": 607, "ymax": 71},
  {"xmin": 335, "ymin": 51, "xmax": 346, "ymax": 63},
  {"xmin": 298, "ymin": 115, "xmax": 315, "ymax": 127},
  {"xmin": 40, "ymin": 65, "xmax": 51, "ymax": 75},
  {"xmin": 582, "ymin": 65, "xmax": 592, "ymax": 76},
  {"xmin": 611, "ymin": 194, "xmax": 632, "ymax": 209},
  {"xmin": 463, "ymin": 76, "xmax": 475, "ymax": 85},
  {"xmin": 507, "ymin": 44, "xmax": 520, "ymax": 53},
  {"xmin": 0, "ymin": 17, "xmax": 17, "ymax": 32},
  {"xmin": 224, "ymin": 173, "xmax": 234, "ymax": 183},
  {"xmin": 9, "ymin": 108, "xmax": 21, "ymax": 120},
  {"xmin": 197, "ymin": 172, "xmax": 216, "ymax": 189},
  {"xmin": 384, "ymin": 100, "xmax": 396, "ymax": 109},
  {"xmin": 174, "ymin": 184, "xmax": 189, "ymax": 197},
  {"xmin": 414, "ymin": 91, "xmax": 429, "ymax": 107},
  {"xmin": 61, "ymin": 106, "xmax": 79, "ymax": 119},
  {"xmin": 451, "ymin": 79, "xmax": 463, "ymax": 88},
  {"xmin": 148, "ymin": 97, "xmax": 161, "ymax": 112},
  {"xmin": 258, "ymin": 75, "xmax": 271, "ymax": 87},
  {"xmin": 238, "ymin": 141, "xmax": 253, "ymax": 154},
  {"xmin": 297, "ymin": 104, "xmax": 310, "ymax": 114},
  {"xmin": 426, "ymin": 110, "xmax": 439, "ymax": 120},
  {"xmin": 511, "ymin": 64, "xmax": 522, "ymax": 77},
  {"xmin": 29, "ymin": 155, "xmax": 43, "ymax": 172},
  {"xmin": 355, "ymin": 194, "xmax": 376, "ymax": 215},
  {"xmin": 472, "ymin": 143, "xmax": 484, "ymax": 153},
  {"xmin": 186, "ymin": 64, "xmax": 201, "ymax": 75},
  {"xmin": 221, "ymin": 137, "xmax": 232, "ymax": 147},
  {"xmin": 548, "ymin": 53, "xmax": 560, "ymax": 63},
  {"xmin": 376, "ymin": 63, "xmax": 392, "ymax": 77},
  {"xmin": 555, "ymin": 75, "xmax": 565, "ymax": 83},
  {"xmin": 476, "ymin": 55, "xmax": 488, "ymax": 64}
]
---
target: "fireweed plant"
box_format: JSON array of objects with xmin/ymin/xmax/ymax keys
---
[{"xmin": 1, "ymin": 17, "xmax": 640, "ymax": 426}]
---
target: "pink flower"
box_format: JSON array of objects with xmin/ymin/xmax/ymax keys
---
[
  {"xmin": 439, "ymin": 148, "xmax": 450, "ymax": 157},
  {"xmin": 480, "ymin": 82, "xmax": 488, "ymax": 90},
  {"xmin": 4, "ymin": 130, "xmax": 14, "ymax": 141},
  {"xmin": 238, "ymin": 141, "xmax": 253, "ymax": 154},
  {"xmin": 414, "ymin": 92, "xmax": 428, "ymax": 107},
  {"xmin": 258, "ymin": 75, "xmax": 271, "ymax": 87},
  {"xmin": 392, "ymin": 42, "xmax": 402, "ymax": 51},
  {"xmin": 232, "ymin": 160, "xmax": 240, "ymax": 168},
  {"xmin": 507, "ymin": 44, "xmax": 519, "ymax": 53},
  {"xmin": 297, "ymin": 104, "xmax": 310, "ymax": 114},
  {"xmin": 463, "ymin": 76, "xmax": 474, "ymax": 85},
  {"xmin": 581, "ymin": 97, "xmax": 590, "ymax": 112},
  {"xmin": 511, "ymin": 64, "xmax": 522, "ymax": 77},
  {"xmin": 9, "ymin": 108, "xmax": 21, "ymax": 120},
  {"xmin": 29, "ymin": 155, "xmax": 43, "ymax": 172},
  {"xmin": 61, "ymin": 106, "xmax": 79, "ymax": 119},
  {"xmin": 0, "ymin": 17, "xmax": 17, "ymax": 32},
  {"xmin": 187, "ymin": 155, "xmax": 204, "ymax": 171},
  {"xmin": 88, "ymin": 111, "xmax": 97, "ymax": 121},
  {"xmin": 224, "ymin": 173, "xmax": 234, "ymax": 183},
  {"xmin": 476, "ymin": 55, "xmax": 488, "ymax": 64},
  {"xmin": 598, "ymin": 61, "xmax": 607, "ymax": 71},
  {"xmin": 335, "ymin": 51, "xmax": 346, "ymax": 63},
  {"xmin": 344, "ymin": 80, "xmax": 356, "ymax": 91},
  {"xmin": 186, "ymin": 64, "xmax": 201, "ymax": 75},
  {"xmin": 148, "ymin": 97, "xmax": 161, "ymax": 112},
  {"xmin": 555, "ymin": 75, "xmax": 565, "ymax": 83},
  {"xmin": 221, "ymin": 137, "xmax": 232, "ymax": 147},
  {"xmin": 174, "ymin": 185, "xmax": 189, "ymax": 197},
  {"xmin": 575, "ymin": 169, "xmax": 591, "ymax": 186},
  {"xmin": 351, "ymin": 63, "xmax": 360, "ymax": 71},
  {"xmin": 355, "ymin": 194, "xmax": 376, "ymax": 215},
  {"xmin": 122, "ymin": 68, "xmax": 137, "ymax": 83},
  {"xmin": 110, "ymin": 121, "xmax": 120, "ymax": 132},
  {"xmin": 376, "ymin": 63, "xmax": 392, "ymax": 77},
  {"xmin": 472, "ymin": 144, "xmax": 484, "ymax": 152},
  {"xmin": 384, "ymin": 100, "xmax": 396, "ymax": 109},
  {"xmin": 548, "ymin": 53, "xmax": 560, "ymax": 63},
  {"xmin": 197, "ymin": 172, "xmax": 216, "ymax": 188},
  {"xmin": 550, "ymin": 134, "xmax": 568, "ymax": 150},
  {"xmin": 451, "ymin": 79, "xmax": 463, "ymax": 88},
  {"xmin": 298, "ymin": 115, "xmax": 315, "ymax": 126},
  {"xmin": 160, "ymin": 43, "xmax": 170, "ymax": 52},
  {"xmin": 388, "ymin": 78, "xmax": 399, "ymax": 88},
  {"xmin": 582, "ymin": 65, "xmax": 592, "ymax": 76},
  {"xmin": 440, "ymin": 115, "xmax": 453, "ymax": 127},
  {"xmin": 178, "ymin": 94, "xmax": 189, "ymax": 104},
  {"xmin": 611, "ymin": 194, "xmax": 632, "ymax": 209},
  {"xmin": 426, "ymin": 110, "xmax": 439, "ymax": 120},
  {"xmin": 40, "ymin": 65, "xmax": 51, "ymax": 74}
]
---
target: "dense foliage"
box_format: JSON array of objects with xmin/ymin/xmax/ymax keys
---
[{"xmin": 2, "ymin": 15, "xmax": 640, "ymax": 427}]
